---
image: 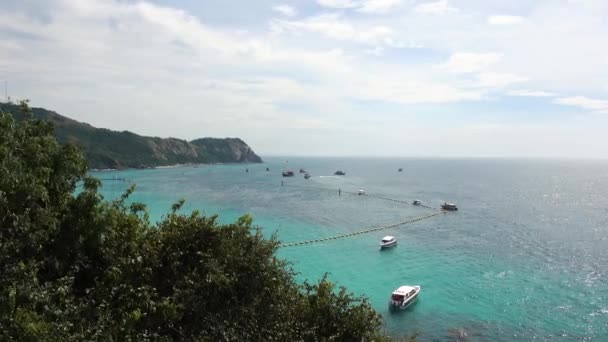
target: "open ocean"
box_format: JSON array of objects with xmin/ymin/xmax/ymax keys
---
[{"xmin": 92, "ymin": 157, "xmax": 608, "ymax": 341}]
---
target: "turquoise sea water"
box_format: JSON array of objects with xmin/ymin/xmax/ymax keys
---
[{"xmin": 93, "ymin": 157, "xmax": 608, "ymax": 341}]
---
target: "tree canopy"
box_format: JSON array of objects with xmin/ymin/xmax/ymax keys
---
[{"xmin": 0, "ymin": 102, "xmax": 392, "ymax": 341}]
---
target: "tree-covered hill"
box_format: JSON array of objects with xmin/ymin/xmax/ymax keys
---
[{"xmin": 0, "ymin": 102, "xmax": 262, "ymax": 170}]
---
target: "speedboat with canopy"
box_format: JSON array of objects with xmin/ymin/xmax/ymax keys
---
[
  {"xmin": 441, "ymin": 202, "xmax": 458, "ymax": 211},
  {"xmin": 388, "ymin": 285, "xmax": 421, "ymax": 311},
  {"xmin": 380, "ymin": 236, "xmax": 397, "ymax": 248}
]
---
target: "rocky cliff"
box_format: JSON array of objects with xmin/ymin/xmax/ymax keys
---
[{"xmin": 1, "ymin": 102, "xmax": 262, "ymax": 169}]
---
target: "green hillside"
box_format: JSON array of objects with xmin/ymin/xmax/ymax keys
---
[{"xmin": 0, "ymin": 102, "xmax": 262, "ymax": 169}]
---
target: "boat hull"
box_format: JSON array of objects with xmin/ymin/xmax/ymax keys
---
[{"xmin": 380, "ymin": 241, "xmax": 397, "ymax": 249}]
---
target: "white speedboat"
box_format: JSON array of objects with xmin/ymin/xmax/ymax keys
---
[
  {"xmin": 380, "ymin": 236, "xmax": 397, "ymax": 248},
  {"xmin": 389, "ymin": 285, "xmax": 421, "ymax": 310},
  {"xmin": 441, "ymin": 202, "xmax": 458, "ymax": 211},
  {"xmin": 357, "ymin": 189, "xmax": 366, "ymax": 195}
]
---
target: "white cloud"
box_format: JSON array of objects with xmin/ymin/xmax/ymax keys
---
[
  {"xmin": 364, "ymin": 46, "xmax": 385, "ymax": 55},
  {"xmin": 357, "ymin": 0, "xmax": 401, "ymax": 13},
  {"xmin": 507, "ymin": 89, "xmax": 556, "ymax": 97},
  {"xmin": 317, "ymin": 0, "xmax": 401, "ymax": 13},
  {"xmin": 271, "ymin": 14, "xmax": 395, "ymax": 45},
  {"xmin": 414, "ymin": 0, "xmax": 458, "ymax": 15},
  {"xmin": 483, "ymin": 1, "xmax": 608, "ymax": 93},
  {"xmin": 363, "ymin": 81, "xmax": 481, "ymax": 104},
  {"xmin": 477, "ymin": 72, "xmax": 528, "ymax": 88},
  {"xmin": 440, "ymin": 52, "xmax": 502, "ymax": 74},
  {"xmin": 555, "ymin": 96, "xmax": 608, "ymax": 113},
  {"xmin": 272, "ymin": 4, "xmax": 297, "ymax": 17},
  {"xmin": 488, "ymin": 15, "xmax": 524, "ymax": 25},
  {"xmin": 317, "ymin": 0, "xmax": 358, "ymax": 9},
  {"xmin": 3, "ymin": 0, "xmax": 608, "ymax": 158}
]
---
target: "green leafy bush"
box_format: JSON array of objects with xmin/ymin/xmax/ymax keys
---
[{"xmin": 0, "ymin": 102, "xmax": 391, "ymax": 341}]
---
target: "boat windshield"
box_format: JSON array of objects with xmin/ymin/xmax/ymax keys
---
[
  {"xmin": 391, "ymin": 294, "xmax": 404, "ymax": 301},
  {"xmin": 382, "ymin": 238, "xmax": 393, "ymax": 243}
]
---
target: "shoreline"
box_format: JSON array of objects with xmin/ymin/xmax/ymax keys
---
[{"xmin": 90, "ymin": 160, "xmax": 266, "ymax": 172}]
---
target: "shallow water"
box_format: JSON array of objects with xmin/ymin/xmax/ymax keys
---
[{"xmin": 93, "ymin": 157, "xmax": 608, "ymax": 341}]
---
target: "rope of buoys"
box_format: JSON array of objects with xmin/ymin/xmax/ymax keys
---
[
  {"xmin": 356, "ymin": 194, "xmax": 410, "ymax": 205},
  {"xmin": 280, "ymin": 211, "xmax": 444, "ymax": 248},
  {"xmin": 282, "ymin": 183, "xmax": 438, "ymax": 209}
]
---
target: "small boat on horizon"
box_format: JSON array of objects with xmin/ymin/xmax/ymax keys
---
[
  {"xmin": 412, "ymin": 200, "xmax": 422, "ymax": 206},
  {"xmin": 334, "ymin": 170, "xmax": 346, "ymax": 176},
  {"xmin": 441, "ymin": 202, "xmax": 458, "ymax": 211},
  {"xmin": 380, "ymin": 236, "xmax": 397, "ymax": 249},
  {"xmin": 299, "ymin": 168, "xmax": 307, "ymax": 173},
  {"xmin": 304, "ymin": 173, "xmax": 311, "ymax": 179},
  {"xmin": 398, "ymin": 168, "xmax": 403, "ymax": 172},
  {"xmin": 282, "ymin": 170, "xmax": 295, "ymax": 177},
  {"xmin": 389, "ymin": 285, "xmax": 421, "ymax": 311},
  {"xmin": 357, "ymin": 189, "xmax": 366, "ymax": 195}
]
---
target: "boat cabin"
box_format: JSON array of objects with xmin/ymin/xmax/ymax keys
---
[
  {"xmin": 334, "ymin": 170, "xmax": 346, "ymax": 176},
  {"xmin": 381, "ymin": 236, "xmax": 395, "ymax": 243},
  {"xmin": 391, "ymin": 286, "xmax": 418, "ymax": 302},
  {"xmin": 380, "ymin": 235, "xmax": 397, "ymax": 248}
]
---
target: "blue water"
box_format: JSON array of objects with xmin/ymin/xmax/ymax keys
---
[{"xmin": 93, "ymin": 157, "xmax": 608, "ymax": 341}]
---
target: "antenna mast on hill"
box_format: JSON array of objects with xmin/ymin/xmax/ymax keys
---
[{"xmin": 3, "ymin": 80, "xmax": 7, "ymax": 103}]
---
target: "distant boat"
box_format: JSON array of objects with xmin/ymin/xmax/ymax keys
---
[
  {"xmin": 357, "ymin": 189, "xmax": 366, "ymax": 195},
  {"xmin": 266, "ymin": 167, "xmax": 270, "ymax": 171},
  {"xmin": 398, "ymin": 168, "xmax": 403, "ymax": 172},
  {"xmin": 379, "ymin": 235, "xmax": 397, "ymax": 248},
  {"xmin": 282, "ymin": 170, "xmax": 294, "ymax": 177},
  {"xmin": 334, "ymin": 170, "xmax": 346, "ymax": 176},
  {"xmin": 299, "ymin": 168, "xmax": 306, "ymax": 173},
  {"xmin": 441, "ymin": 202, "xmax": 458, "ymax": 211},
  {"xmin": 412, "ymin": 200, "xmax": 421, "ymax": 206},
  {"xmin": 389, "ymin": 285, "xmax": 421, "ymax": 311},
  {"xmin": 304, "ymin": 173, "xmax": 311, "ymax": 179}
]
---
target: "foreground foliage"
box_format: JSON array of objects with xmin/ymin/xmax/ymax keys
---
[{"xmin": 0, "ymin": 102, "xmax": 388, "ymax": 341}]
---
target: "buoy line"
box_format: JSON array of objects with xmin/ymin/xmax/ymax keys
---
[
  {"xmin": 280, "ymin": 211, "xmax": 444, "ymax": 248},
  {"xmin": 282, "ymin": 183, "xmax": 439, "ymax": 209}
]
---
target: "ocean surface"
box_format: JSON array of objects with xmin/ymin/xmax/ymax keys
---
[{"xmin": 92, "ymin": 157, "xmax": 608, "ymax": 341}]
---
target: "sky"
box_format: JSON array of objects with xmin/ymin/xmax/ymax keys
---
[{"xmin": 1, "ymin": 0, "xmax": 608, "ymax": 158}]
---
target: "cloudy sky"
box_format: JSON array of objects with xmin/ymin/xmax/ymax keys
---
[{"xmin": 1, "ymin": 0, "xmax": 608, "ymax": 158}]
